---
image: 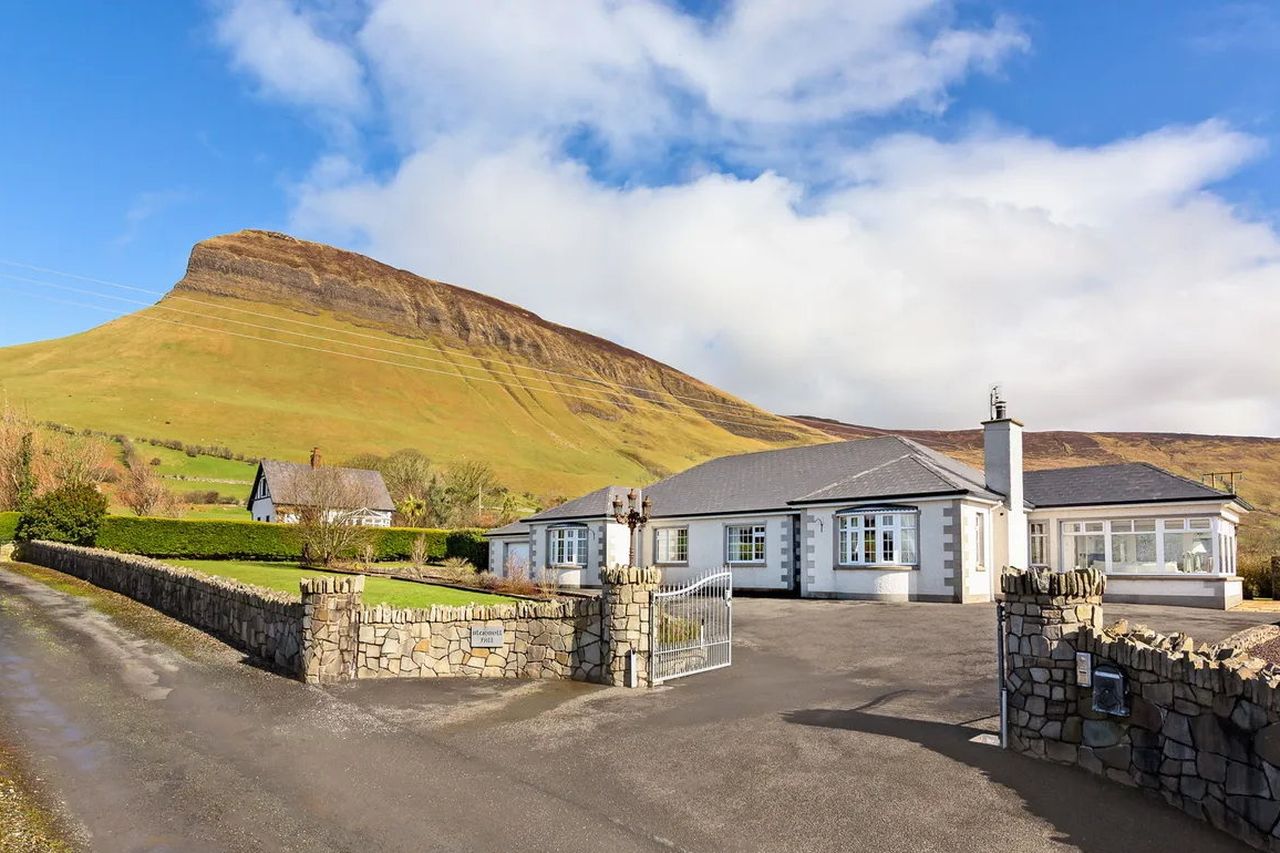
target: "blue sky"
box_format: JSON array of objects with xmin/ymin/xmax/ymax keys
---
[{"xmin": 2, "ymin": 1, "xmax": 1279, "ymax": 433}]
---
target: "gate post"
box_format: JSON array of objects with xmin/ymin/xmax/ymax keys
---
[
  {"xmin": 300, "ymin": 575, "xmax": 364, "ymax": 684},
  {"xmin": 600, "ymin": 567, "xmax": 662, "ymax": 687}
]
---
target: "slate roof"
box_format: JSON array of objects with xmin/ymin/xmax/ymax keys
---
[
  {"xmin": 525, "ymin": 437, "xmax": 1000, "ymax": 522},
  {"xmin": 252, "ymin": 460, "xmax": 395, "ymax": 512},
  {"xmin": 1024, "ymin": 462, "xmax": 1244, "ymax": 508},
  {"xmin": 487, "ymin": 521, "xmax": 530, "ymax": 537}
]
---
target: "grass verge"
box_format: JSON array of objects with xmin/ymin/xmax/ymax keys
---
[
  {"xmin": 0, "ymin": 735, "xmax": 76, "ymax": 853},
  {"xmin": 169, "ymin": 559, "xmax": 516, "ymax": 609}
]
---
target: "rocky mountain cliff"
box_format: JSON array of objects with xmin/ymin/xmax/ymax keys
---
[{"xmin": 0, "ymin": 231, "xmax": 819, "ymax": 497}]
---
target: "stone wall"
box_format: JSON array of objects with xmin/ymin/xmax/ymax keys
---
[
  {"xmin": 1003, "ymin": 568, "xmax": 1280, "ymax": 849},
  {"xmin": 352, "ymin": 598, "xmax": 603, "ymax": 681},
  {"xmin": 21, "ymin": 541, "xmax": 302, "ymax": 673},
  {"xmin": 21, "ymin": 542, "xmax": 662, "ymax": 689}
]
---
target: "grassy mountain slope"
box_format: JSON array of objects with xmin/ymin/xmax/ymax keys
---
[
  {"xmin": 0, "ymin": 231, "xmax": 822, "ymax": 498},
  {"xmin": 791, "ymin": 416, "xmax": 1280, "ymax": 559}
]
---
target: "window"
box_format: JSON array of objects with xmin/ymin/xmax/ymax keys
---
[
  {"xmin": 1028, "ymin": 522, "xmax": 1048, "ymax": 567},
  {"xmin": 974, "ymin": 511, "xmax": 987, "ymax": 570},
  {"xmin": 1061, "ymin": 517, "xmax": 1222, "ymax": 575},
  {"xmin": 549, "ymin": 526, "xmax": 588, "ymax": 566},
  {"xmin": 837, "ymin": 510, "xmax": 919, "ymax": 566},
  {"xmin": 1162, "ymin": 518, "xmax": 1213, "ymax": 574},
  {"xmin": 726, "ymin": 524, "xmax": 767, "ymax": 564},
  {"xmin": 1063, "ymin": 521, "xmax": 1107, "ymax": 571},
  {"xmin": 655, "ymin": 527, "xmax": 688, "ymax": 564},
  {"xmin": 1110, "ymin": 519, "xmax": 1158, "ymax": 572}
]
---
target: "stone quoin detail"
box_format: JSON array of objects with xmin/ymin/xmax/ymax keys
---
[{"xmin": 1003, "ymin": 567, "xmax": 1280, "ymax": 850}]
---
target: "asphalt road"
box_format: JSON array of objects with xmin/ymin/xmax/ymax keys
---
[{"xmin": 0, "ymin": 562, "xmax": 1272, "ymax": 853}]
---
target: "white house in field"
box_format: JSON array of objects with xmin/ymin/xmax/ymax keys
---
[
  {"xmin": 488, "ymin": 400, "xmax": 1250, "ymax": 609},
  {"xmin": 247, "ymin": 449, "xmax": 394, "ymax": 527}
]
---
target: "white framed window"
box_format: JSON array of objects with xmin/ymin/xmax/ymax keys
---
[
  {"xmin": 726, "ymin": 524, "xmax": 767, "ymax": 564},
  {"xmin": 1028, "ymin": 522, "xmax": 1048, "ymax": 567},
  {"xmin": 837, "ymin": 509, "xmax": 919, "ymax": 566},
  {"xmin": 655, "ymin": 527, "xmax": 688, "ymax": 564},
  {"xmin": 973, "ymin": 511, "xmax": 987, "ymax": 571},
  {"xmin": 1062, "ymin": 517, "xmax": 1223, "ymax": 575},
  {"xmin": 549, "ymin": 526, "xmax": 588, "ymax": 566}
]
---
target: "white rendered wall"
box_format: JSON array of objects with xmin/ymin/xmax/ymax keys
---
[{"xmin": 637, "ymin": 515, "xmax": 789, "ymax": 590}]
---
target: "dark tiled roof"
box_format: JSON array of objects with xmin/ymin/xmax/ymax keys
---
[
  {"xmin": 1024, "ymin": 463, "xmax": 1239, "ymax": 508},
  {"xmin": 486, "ymin": 522, "xmax": 530, "ymax": 536},
  {"xmin": 526, "ymin": 437, "xmax": 998, "ymax": 522},
  {"xmin": 255, "ymin": 460, "xmax": 395, "ymax": 512},
  {"xmin": 527, "ymin": 485, "xmax": 633, "ymax": 521}
]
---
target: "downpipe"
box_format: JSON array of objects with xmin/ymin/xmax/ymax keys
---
[{"xmin": 996, "ymin": 600, "xmax": 1009, "ymax": 749}]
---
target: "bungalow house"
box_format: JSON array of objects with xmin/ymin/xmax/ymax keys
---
[
  {"xmin": 247, "ymin": 449, "xmax": 395, "ymax": 527},
  {"xmin": 488, "ymin": 401, "xmax": 1249, "ymax": 609}
]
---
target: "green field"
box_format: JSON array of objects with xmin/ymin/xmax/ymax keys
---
[
  {"xmin": 0, "ymin": 230, "xmax": 821, "ymax": 500},
  {"xmin": 169, "ymin": 559, "xmax": 515, "ymax": 608}
]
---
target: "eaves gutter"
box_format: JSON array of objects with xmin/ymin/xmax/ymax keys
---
[{"xmin": 1027, "ymin": 495, "xmax": 1249, "ymax": 510}]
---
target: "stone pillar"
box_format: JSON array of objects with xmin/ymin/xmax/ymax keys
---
[
  {"xmin": 1001, "ymin": 568, "xmax": 1105, "ymax": 760},
  {"xmin": 299, "ymin": 575, "xmax": 364, "ymax": 684},
  {"xmin": 600, "ymin": 567, "xmax": 661, "ymax": 687}
]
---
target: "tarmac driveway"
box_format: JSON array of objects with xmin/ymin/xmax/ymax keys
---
[{"xmin": 0, "ymin": 562, "xmax": 1273, "ymax": 852}]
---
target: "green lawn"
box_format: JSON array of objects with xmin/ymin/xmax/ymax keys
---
[
  {"xmin": 178, "ymin": 504, "xmax": 248, "ymax": 520},
  {"xmin": 135, "ymin": 444, "xmax": 258, "ymax": 481},
  {"xmin": 169, "ymin": 560, "xmax": 515, "ymax": 608}
]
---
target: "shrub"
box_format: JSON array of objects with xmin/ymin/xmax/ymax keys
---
[
  {"xmin": 91, "ymin": 516, "xmax": 485, "ymax": 562},
  {"xmin": 15, "ymin": 483, "xmax": 108, "ymax": 545},
  {"xmin": 1239, "ymin": 553, "xmax": 1277, "ymax": 600},
  {"xmin": 445, "ymin": 529, "xmax": 487, "ymax": 566},
  {"xmin": 0, "ymin": 511, "xmax": 19, "ymax": 543},
  {"xmin": 97, "ymin": 516, "xmax": 303, "ymax": 559}
]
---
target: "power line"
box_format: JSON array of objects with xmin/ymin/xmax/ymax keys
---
[
  {"xmin": 0, "ymin": 270, "xmax": 768, "ymax": 419},
  {"xmin": 0, "ymin": 282, "xmax": 796, "ymax": 433},
  {"xmin": 0, "ymin": 257, "xmax": 771, "ymax": 418}
]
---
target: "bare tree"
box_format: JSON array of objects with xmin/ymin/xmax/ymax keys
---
[
  {"xmin": 444, "ymin": 460, "xmax": 502, "ymax": 526},
  {"xmin": 290, "ymin": 466, "xmax": 375, "ymax": 565},
  {"xmin": 117, "ymin": 456, "xmax": 176, "ymax": 516}
]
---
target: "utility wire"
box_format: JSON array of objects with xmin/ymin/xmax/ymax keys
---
[
  {"xmin": 0, "ymin": 282, "xmax": 796, "ymax": 433},
  {"xmin": 0, "ymin": 257, "xmax": 771, "ymax": 418},
  {"xmin": 0, "ymin": 269, "xmax": 768, "ymax": 419}
]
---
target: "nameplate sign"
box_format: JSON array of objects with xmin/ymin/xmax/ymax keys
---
[
  {"xmin": 471, "ymin": 626, "xmax": 504, "ymax": 648},
  {"xmin": 1075, "ymin": 651, "xmax": 1093, "ymax": 687}
]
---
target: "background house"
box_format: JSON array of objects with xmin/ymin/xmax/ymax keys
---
[
  {"xmin": 247, "ymin": 448, "xmax": 394, "ymax": 527},
  {"xmin": 489, "ymin": 402, "xmax": 1248, "ymax": 608}
]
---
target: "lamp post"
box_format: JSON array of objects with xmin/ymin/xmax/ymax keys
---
[{"xmin": 611, "ymin": 488, "xmax": 651, "ymax": 567}]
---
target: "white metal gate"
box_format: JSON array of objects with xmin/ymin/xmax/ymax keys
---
[{"xmin": 650, "ymin": 570, "xmax": 732, "ymax": 684}]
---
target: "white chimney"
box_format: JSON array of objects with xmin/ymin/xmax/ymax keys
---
[{"xmin": 983, "ymin": 387, "xmax": 1026, "ymax": 569}]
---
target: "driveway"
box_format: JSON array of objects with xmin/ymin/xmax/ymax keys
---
[{"xmin": 0, "ymin": 562, "xmax": 1272, "ymax": 852}]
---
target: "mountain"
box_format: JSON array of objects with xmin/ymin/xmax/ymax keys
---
[
  {"xmin": 0, "ymin": 230, "xmax": 822, "ymax": 498},
  {"xmin": 790, "ymin": 416, "xmax": 1280, "ymax": 554}
]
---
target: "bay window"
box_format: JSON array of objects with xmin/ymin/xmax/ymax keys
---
[
  {"xmin": 726, "ymin": 524, "xmax": 767, "ymax": 564},
  {"xmin": 837, "ymin": 509, "xmax": 919, "ymax": 566},
  {"xmin": 1061, "ymin": 517, "xmax": 1228, "ymax": 575},
  {"xmin": 655, "ymin": 527, "xmax": 688, "ymax": 564},
  {"xmin": 549, "ymin": 526, "xmax": 588, "ymax": 567}
]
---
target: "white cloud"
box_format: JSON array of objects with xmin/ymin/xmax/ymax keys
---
[
  {"xmin": 291, "ymin": 124, "xmax": 1280, "ymax": 435},
  {"xmin": 214, "ymin": 0, "xmax": 365, "ymax": 112},
  {"xmin": 214, "ymin": 1, "xmax": 1280, "ymax": 435}
]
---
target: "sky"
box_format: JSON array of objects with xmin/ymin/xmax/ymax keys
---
[{"xmin": 2, "ymin": 1, "xmax": 1280, "ymax": 435}]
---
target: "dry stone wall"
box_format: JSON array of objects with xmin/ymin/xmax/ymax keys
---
[
  {"xmin": 20, "ymin": 542, "xmax": 660, "ymax": 689},
  {"xmin": 1003, "ymin": 568, "xmax": 1280, "ymax": 850},
  {"xmin": 354, "ymin": 599, "xmax": 603, "ymax": 681},
  {"xmin": 20, "ymin": 541, "xmax": 302, "ymax": 673}
]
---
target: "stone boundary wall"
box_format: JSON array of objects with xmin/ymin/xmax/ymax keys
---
[
  {"xmin": 1003, "ymin": 568, "xmax": 1280, "ymax": 849},
  {"xmin": 354, "ymin": 598, "xmax": 603, "ymax": 681},
  {"xmin": 21, "ymin": 541, "xmax": 302, "ymax": 673},
  {"xmin": 19, "ymin": 542, "xmax": 662, "ymax": 689}
]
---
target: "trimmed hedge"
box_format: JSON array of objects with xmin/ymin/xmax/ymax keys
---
[
  {"xmin": 93, "ymin": 515, "xmax": 487, "ymax": 563},
  {"xmin": 0, "ymin": 511, "xmax": 18, "ymax": 544}
]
